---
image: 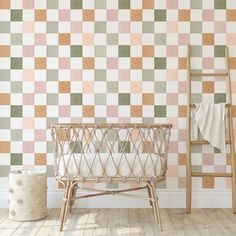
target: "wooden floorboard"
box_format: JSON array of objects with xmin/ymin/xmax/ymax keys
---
[{"xmin": 0, "ymin": 208, "xmax": 235, "ymax": 236}]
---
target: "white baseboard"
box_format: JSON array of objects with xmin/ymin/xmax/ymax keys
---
[{"xmin": 0, "ymin": 189, "xmax": 232, "ymax": 208}]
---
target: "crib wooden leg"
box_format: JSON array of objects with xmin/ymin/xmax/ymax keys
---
[
  {"xmin": 151, "ymin": 183, "xmax": 162, "ymax": 231},
  {"xmin": 146, "ymin": 184, "xmax": 153, "ymax": 206},
  {"xmin": 60, "ymin": 181, "xmax": 71, "ymax": 231},
  {"xmin": 69, "ymin": 181, "xmax": 78, "ymax": 213},
  {"xmin": 147, "ymin": 182, "xmax": 162, "ymax": 231}
]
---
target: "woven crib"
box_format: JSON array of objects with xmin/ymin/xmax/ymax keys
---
[{"xmin": 50, "ymin": 123, "xmax": 172, "ymax": 231}]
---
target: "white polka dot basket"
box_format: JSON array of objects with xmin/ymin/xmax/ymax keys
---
[{"xmin": 8, "ymin": 170, "xmax": 47, "ymax": 221}]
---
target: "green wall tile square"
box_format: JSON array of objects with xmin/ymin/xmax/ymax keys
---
[
  {"xmin": 0, "ymin": 166, "xmax": 10, "ymax": 177},
  {"xmin": 47, "ymin": 46, "xmax": 58, "ymax": 57},
  {"xmin": 214, "ymin": 93, "xmax": 226, "ymax": 103},
  {"xmin": 47, "ymin": 94, "xmax": 58, "ymax": 105},
  {"xmin": 106, "ymin": 183, "xmax": 119, "ymax": 189},
  {"xmin": 214, "ymin": 147, "xmax": 221, "ymax": 153},
  {"xmin": 47, "ymin": 22, "xmax": 58, "ymax": 33},
  {"xmin": 119, "ymin": 45, "xmax": 130, "ymax": 57},
  {"xmin": 11, "ymin": 106, "xmax": 22, "ymax": 117},
  {"xmin": 11, "ymin": 153, "xmax": 22, "ymax": 165},
  {"xmin": 47, "ymin": 118, "xmax": 58, "ymax": 127},
  {"xmin": 119, "ymin": 141, "xmax": 130, "ymax": 153},
  {"xmin": 119, "ymin": 0, "xmax": 130, "ymax": 9},
  {"xmin": 155, "ymin": 34, "xmax": 166, "ymax": 45},
  {"xmin": 95, "ymin": 22, "xmax": 106, "ymax": 33},
  {"xmin": 95, "ymin": 46, "xmax": 106, "ymax": 57},
  {"xmin": 11, "ymin": 10, "xmax": 22, "ymax": 21},
  {"xmin": 71, "ymin": 45, "xmax": 82, "ymax": 57},
  {"xmin": 0, "ymin": 118, "xmax": 10, "ymax": 129},
  {"xmin": 0, "ymin": 70, "xmax": 10, "ymax": 81},
  {"xmin": 0, "ymin": 22, "xmax": 10, "ymax": 33},
  {"xmin": 143, "ymin": 70, "xmax": 154, "ymax": 81},
  {"xmin": 95, "ymin": 94, "xmax": 106, "ymax": 105},
  {"xmin": 11, "ymin": 34, "xmax": 22, "ymax": 45},
  {"xmin": 95, "ymin": 70, "xmax": 106, "ymax": 81},
  {"xmin": 192, "ymin": 165, "xmax": 202, "ymax": 172},
  {"xmin": 155, "ymin": 81, "xmax": 166, "ymax": 93},
  {"xmin": 215, "ymin": 0, "xmax": 226, "ymax": 9},
  {"xmin": 47, "ymin": 142, "xmax": 53, "ymax": 153},
  {"xmin": 191, "ymin": 22, "xmax": 202, "ymax": 33},
  {"xmin": 142, "ymin": 117, "xmax": 154, "ymax": 123},
  {"xmin": 107, "ymin": 34, "xmax": 118, "ymax": 45},
  {"xmin": 11, "ymin": 129, "xmax": 22, "ymax": 141},
  {"xmin": 192, "ymin": 145, "xmax": 202, "ymax": 153},
  {"xmin": 11, "ymin": 82, "xmax": 22, "ymax": 93},
  {"xmin": 155, "ymin": 58, "xmax": 166, "ymax": 69},
  {"xmin": 155, "ymin": 10, "xmax": 166, "ymax": 21},
  {"xmin": 47, "ymin": 166, "xmax": 54, "ymax": 177},
  {"xmin": 71, "ymin": 0, "xmax": 82, "ymax": 9},
  {"xmin": 191, "ymin": 0, "xmax": 202, "ymax": 9},
  {"xmin": 119, "ymin": 93, "xmax": 130, "ymax": 105},
  {"xmin": 71, "ymin": 93, "xmax": 82, "ymax": 105},
  {"xmin": 191, "ymin": 93, "xmax": 202, "ymax": 103},
  {"xmin": 11, "ymin": 58, "xmax": 22, "ymax": 69},
  {"xmin": 95, "ymin": 0, "xmax": 106, "ymax": 9},
  {"xmin": 47, "ymin": 70, "xmax": 58, "ymax": 81},
  {"xmin": 143, "ymin": 22, "xmax": 154, "ymax": 33},
  {"xmin": 191, "ymin": 45, "xmax": 202, "ymax": 57},
  {"xmin": 107, "ymin": 82, "xmax": 118, "ymax": 93},
  {"xmin": 47, "ymin": 0, "xmax": 59, "ymax": 9},
  {"xmin": 95, "ymin": 117, "xmax": 106, "ymax": 123},
  {"xmin": 155, "ymin": 105, "xmax": 166, "ymax": 117},
  {"xmin": 214, "ymin": 45, "xmax": 225, "ymax": 57},
  {"xmin": 70, "ymin": 141, "xmax": 82, "ymax": 153}
]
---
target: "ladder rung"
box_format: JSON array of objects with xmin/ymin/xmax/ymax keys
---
[
  {"xmin": 190, "ymin": 72, "xmax": 228, "ymax": 77},
  {"xmin": 192, "ymin": 172, "xmax": 232, "ymax": 177},
  {"xmin": 191, "ymin": 140, "xmax": 231, "ymax": 145},
  {"xmin": 190, "ymin": 103, "xmax": 231, "ymax": 108}
]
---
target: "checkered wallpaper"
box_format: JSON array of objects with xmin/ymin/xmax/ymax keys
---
[{"xmin": 0, "ymin": 0, "xmax": 236, "ymax": 190}]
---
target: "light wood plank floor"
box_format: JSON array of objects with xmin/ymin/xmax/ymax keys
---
[{"xmin": 0, "ymin": 208, "xmax": 236, "ymax": 236}]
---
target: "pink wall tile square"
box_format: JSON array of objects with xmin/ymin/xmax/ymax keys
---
[
  {"xmin": 23, "ymin": 0, "xmax": 34, "ymax": 9},
  {"xmin": 59, "ymin": 58, "xmax": 71, "ymax": 69},
  {"xmin": 119, "ymin": 22, "xmax": 130, "ymax": 33},
  {"xmin": 166, "ymin": 45, "xmax": 178, "ymax": 57},
  {"xmin": 23, "ymin": 70, "xmax": 34, "ymax": 81},
  {"xmin": 214, "ymin": 22, "xmax": 226, "ymax": 33},
  {"xmin": 166, "ymin": 93, "xmax": 178, "ymax": 105},
  {"xmin": 167, "ymin": 70, "xmax": 178, "ymax": 81},
  {"xmin": 107, "ymin": 58, "xmax": 118, "ymax": 69},
  {"xmin": 35, "ymin": 129, "xmax": 46, "ymax": 141},
  {"xmin": 107, "ymin": 106, "xmax": 118, "ymax": 117},
  {"xmin": 23, "ymin": 93, "xmax": 34, "ymax": 105},
  {"xmin": 71, "ymin": 22, "xmax": 82, "ymax": 33},
  {"xmin": 130, "ymin": 34, "xmax": 142, "ymax": 45},
  {"xmin": 119, "ymin": 69, "xmax": 130, "ymax": 81},
  {"xmin": 71, "ymin": 69, "xmax": 82, "ymax": 81},
  {"xmin": 59, "ymin": 10, "xmax": 71, "ymax": 21},
  {"xmin": 23, "ymin": 118, "xmax": 34, "ymax": 129},
  {"xmin": 166, "ymin": 0, "xmax": 178, "ymax": 9},
  {"xmin": 130, "ymin": 81, "xmax": 142, "ymax": 93},
  {"xmin": 178, "ymin": 33, "xmax": 190, "ymax": 45},
  {"xmin": 83, "ymin": 81, "xmax": 94, "ymax": 93},
  {"xmin": 178, "ymin": 129, "xmax": 186, "ymax": 141},
  {"xmin": 203, "ymin": 58, "xmax": 214, "ymax": 69},
  {"xmin": 23, "ymin": 141, "xmax": 34, "ymax": 153},
  {"xmin": 167, "ymin": 22, "xmax": 178, "ymax": 33},
  {"xmin": 178, "ymin": 81, "xmax": 187, "ymax": 93},
  {"xmin": 107, "ymin": 10, "xmax": 118, "ymax": 21},
  {"xmin": 59, "ymin": 106, "xmax": 71, "ymax": 117},
  {"xmin": 167, "ymin": 165, "xmax": 178, "ymax": 177},
  {"xmin": 203, "ymin": 10, "xmax": 214, "ymax": 21},
  {"xmin": 35, "ymin": 34, "xmax": 46, "ymax": 45},
  {"xmin": 226, "ymin": 33, "xmax": 236, "ymax": 45},
  {"xmin": 203, "ymin": 154, "xmax": 214, "ymax": 165},
  {"xmin": 23, "ymin": 22, "xmax": 34, "ymax": 33},
  {"xmin": 83, "ymin": 33, "xmax": 94, "ymax": 45},
  {"xmin": 23, "ymin": 45, "xmax": 34, "ymax": 57},
  {"xmin": 35, "ymin": 82, "xmax": 46, "ymax": 93}
]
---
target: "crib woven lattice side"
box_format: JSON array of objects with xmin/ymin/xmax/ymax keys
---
[{"xmin": 51, "ymin": 123, "xmax": 172, "ymax": 182}]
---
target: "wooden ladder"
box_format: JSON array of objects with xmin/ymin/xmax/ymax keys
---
[{"xmin": 186, "ymin": 45, "xmax": 236, "ymax": 213}]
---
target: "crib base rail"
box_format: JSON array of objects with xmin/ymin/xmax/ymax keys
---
[{"xmin": 59, "ymin": 180, "xmax": 162, "ymax": 232}]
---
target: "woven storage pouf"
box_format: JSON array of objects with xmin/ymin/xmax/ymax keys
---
[{"xmin": 9, "ymin": 170, "xmax": 47, "ymax": 221}]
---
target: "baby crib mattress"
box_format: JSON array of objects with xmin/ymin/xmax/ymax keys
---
[{"xmin": 57, "ymin": 153, "xmax": 165, "ymax": 179}]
